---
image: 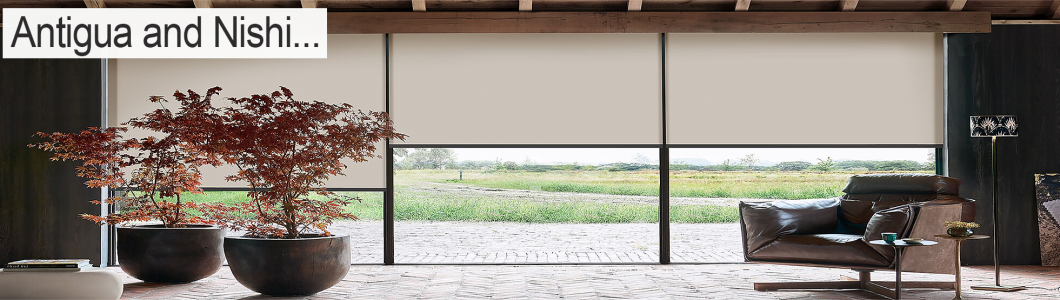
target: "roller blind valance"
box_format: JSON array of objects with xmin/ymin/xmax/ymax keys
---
[
  {"xmin": 111, "ymin": 34, "xmax": 386, "ymax": 188},
  {"xmin": 666, "ymin": 33, "xmax": 943, "ymax": 145},
  {"xmin": 390, "ymin": 33, "xmax": 663, "ymax": 145}
]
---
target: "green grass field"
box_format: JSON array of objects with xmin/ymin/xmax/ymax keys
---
[
  {"xmin": 183, "ymin": 170, "xmax": 926, "ymax": 224},
  {"xmin": 401, "ymin": 169, "xmax": 891, "ymax": 199},
  {"xmin": 182, "ymin": 190, "xmax": 737, "ymax": 223}
]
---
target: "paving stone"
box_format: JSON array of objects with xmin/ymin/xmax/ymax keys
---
[{"xmin": 290, "ymin": 221, "xmax": 742, "ymax": 264}]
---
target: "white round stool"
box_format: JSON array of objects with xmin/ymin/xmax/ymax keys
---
[{"xmin": 0, "ymin": 268, "xmax": 123, "ymax": 300}]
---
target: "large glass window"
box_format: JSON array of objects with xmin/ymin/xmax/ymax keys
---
[
  {"xmin": 394, "ymin": 148, "xmax": 660, "ymax": 263},
  {"xmin": 668, "ymin": 148, "xmax": 938, "ymax": 263}
]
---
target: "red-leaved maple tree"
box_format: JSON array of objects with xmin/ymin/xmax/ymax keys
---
[
  {"xmin": 152, "ymin": 87, "xmax": 405, "ymax": 239},
  {"xmin": 30, "ymin": 121, "xmax": 213, "ymax": 228}
]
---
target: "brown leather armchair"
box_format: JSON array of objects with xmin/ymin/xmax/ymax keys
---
[{"xmin": 739, "ymin": 174, "xmax": 975, "ymax": 297}]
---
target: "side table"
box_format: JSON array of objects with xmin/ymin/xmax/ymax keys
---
[
  {"xmin": 935, "ymin": 234, "xmax": 990, "ymax": 300},
  {"xmin": 869, "ymin": 239, "xmax": 939, "ymax": 300}
]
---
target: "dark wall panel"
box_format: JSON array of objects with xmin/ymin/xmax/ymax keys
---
[
  {"xmin": 0, "ymin": 45, "xmax": 103, "ymax": 264},
  {"xmin": 948, "ymin": 25, "xmax": 1060, "ymax": 265}
]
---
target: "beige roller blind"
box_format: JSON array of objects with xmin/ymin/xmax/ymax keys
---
[
  {"xmin": 391, "ymin": 33, "xmax": 662, "ymax": 145},
  {"xmin": 111, "ymin": 34, "xmax": 386, "ymax": 188},
  {"xmin": 667, "ymin": 33, "xmax": 943, "ymax": 145}
]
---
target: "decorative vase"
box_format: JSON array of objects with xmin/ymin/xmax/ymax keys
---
[
  {"xmin": 224, "ymin": 235, "xmax": 351, "ymax": 296},
  {"xmin": 947, "ymin": 227, "xmax": 974, "ymax": 237},
  {"xmin": 117, "ymin": 224, "xmax": 226, "ymax": 283}
]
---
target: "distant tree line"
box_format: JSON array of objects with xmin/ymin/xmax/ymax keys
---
[
  {"xmin": 395, "ymin": 150, "xmax": 934, "ymax": 172},
  {"xmin": 672, "ymin": 157, "xmax": 933, "ymax": 172}
]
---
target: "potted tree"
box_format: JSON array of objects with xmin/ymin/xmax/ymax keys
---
[
  {"xmin": 176, "ymin": 87, "xmax": 404, "ymax": 296},
  {"xmin": 30, "ymin": 101, "xmax": 225, "ymax": 283}
]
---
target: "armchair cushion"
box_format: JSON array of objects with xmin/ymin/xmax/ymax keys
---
[
  {"xmin": 863, "ymin": 205, "xmax": 915, "ymax": 261},
  {"xmin": 747, "ymin": 234, "xmax": 890, "ymax": 267},
  {"xmin": 837, "ymin": 199, "xmax": 910, "ymax": 234},
  {"xmin": 740, "ymin": 198, "xmax": 840, "ymax": 253}
]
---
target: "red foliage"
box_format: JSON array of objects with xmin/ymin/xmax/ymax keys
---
[
  {"xmin": 30, "ymin": 124, "xmax": 213, "ymax": 228},
  {"xmin": 155, "ymin": 87, "xmax": 405, "ymax": 239}
]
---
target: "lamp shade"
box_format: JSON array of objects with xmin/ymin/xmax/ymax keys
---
[{"xmin": 970, "ymin": 115, "xmax": 1018, "ymax": 137}]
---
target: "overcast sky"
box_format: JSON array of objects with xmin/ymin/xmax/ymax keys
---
[{"xmin": 438, "ymin": 148, "xmax": 934, "ymax": 165}]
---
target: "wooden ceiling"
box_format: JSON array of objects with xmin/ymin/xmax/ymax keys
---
[{"xmin": 0, "ymin": 0, "xmax": 1056, "ymax": 20}]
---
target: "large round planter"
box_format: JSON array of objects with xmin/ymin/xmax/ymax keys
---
[
  {"xmin": 117, "ymin": 224, "xmax": 225, "ymax": 283},
  {"xmin": 224, "ymin": 235, "xmax": 351, "ymax": 296}
]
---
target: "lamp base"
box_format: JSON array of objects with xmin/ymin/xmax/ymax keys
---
[{"xmin": 970, "ymin": 285, "xmax": 1026, "ymax": 292}]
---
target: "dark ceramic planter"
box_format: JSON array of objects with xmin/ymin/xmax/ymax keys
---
[
  {"xmin": 224, "ymin": 235, "xmax": 351, "ymax": 296},
  {"xmin": 117, "ymin": 224, "xmax": 225, "ymax": 283}
]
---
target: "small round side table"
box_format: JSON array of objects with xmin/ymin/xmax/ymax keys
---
[
  {"xmin": 869, "ymin": 239, "xmax": 938, "ymax": 300},
  {"xmin": 934, "ymin": 234, "xmax": 990, "ymax": 300}
]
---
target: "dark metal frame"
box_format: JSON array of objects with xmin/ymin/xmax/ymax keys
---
[
  {"xmin": 384, "ymin": 33, "xmax": 395, "ymax": 265},
  {"xmin": 394, "ymin": 144, "xmax": 662, "ymax": 148},
  {"xmin": 668, "ymin": 144, "xmax": 943, "ymax": 148},
  {"xmin": 101, "ymin": 58, "xmax": 113, "ymax": 267},
  {"xmin": 659, "ymin": 33, "xmax": 670, "ymax": 264},
  {"xmin": 753, "ymin": 268, "xmax": 954, "ymax": 299},
  {"xmin": 197, "ymin": 187, "xmax": 386, "ymax": 192}
]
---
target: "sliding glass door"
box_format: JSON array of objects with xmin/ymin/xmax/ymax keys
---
[{"xmin": 393, "ymin": 148, "xmax": 659, "ymax": 264}]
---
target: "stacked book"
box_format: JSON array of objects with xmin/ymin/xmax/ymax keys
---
[{"xmin": 3, "ymin": 259, "xmax": 92, "ymax": 272}]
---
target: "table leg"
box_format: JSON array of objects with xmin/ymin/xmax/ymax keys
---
[
  {"xmin": 954, "ymin": 241, "xmax": 963, "ymax": 300},
  {"xmin": 895, "ymin": 246, "xmax": 902, "ymax": 300}
]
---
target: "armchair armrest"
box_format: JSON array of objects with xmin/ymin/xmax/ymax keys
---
[
  {"xmin": 739, "ymin": 198, "xmax": 841, "ymax": 256},
  {"xmin": 919, "ymin": 196, "xmax": 977, "ymax": 222},
  {"xmin": 901, "ymin": 203, "xmax": 965, "ymax": 274},
  {"xmin": 861, "ymin": 202, "xmax": 966, "ymax": 273}
]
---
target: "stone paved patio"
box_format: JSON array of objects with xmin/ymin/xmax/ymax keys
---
[
  {"xmin": 294, "ymin": 221, "xmax": 743, "ymax": 264},
  {"xmin": 118, "ymin": 264, "xmax": 1060, "ymax": 299}
]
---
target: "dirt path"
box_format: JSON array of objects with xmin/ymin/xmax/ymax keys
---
[{"xmin": 399, "ymin": 181, "xmax": 754, "ymax": 206}]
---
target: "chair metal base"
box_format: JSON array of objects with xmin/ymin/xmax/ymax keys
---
[
  {"xmin": 753, "ymin": 269, "xmax": 954, "ymax": 300},
  {"xmin": 970, "ymin": 285, "xmax": 1026, "ymax": 292}
]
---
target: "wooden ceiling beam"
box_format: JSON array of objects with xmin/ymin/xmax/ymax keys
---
[
  {"xmin": 947, "ymin": 0, "xmax": 967, "ymax": 12},
  {"xmin": 993, "ymin": 20, "xmax": 1060, "ymax": 25},
  {"xmin": 84, "ymin": 0, "xmax": 105, "ymax": 8},
  {"xmin": 0, "ymin": 0, "xmax": 1045, "ymax": 21},
  {"xmin": 1049, "ymin": 0, "xmax": 1060, "ymax": 19},
  {"xmin": 735, "ymin": 0, "xmax": 750, "ymax": 11},
  {"xmin": 628, "ymin": 0, "xmax": 642, "ymax": 12},
  {"xmin": 839, "ymin": 0, "xmax": 857, "ymax": 11},
  {"xmin": 328, "ymin": 11, "xmax": 991, "ymax": 34},
  {"xmin": 519, "ymin": 0, "xmax": 532, "ymax": 12},
  {"xmin": 301, "ymin": 0, "xmax": 318, "ymax": 8}
]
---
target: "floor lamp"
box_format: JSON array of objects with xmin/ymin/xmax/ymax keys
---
[{"xmin": 969, "ymin": 115, "xmax": 1026, "ymax": 292}]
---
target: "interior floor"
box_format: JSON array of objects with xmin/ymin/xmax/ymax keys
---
[{"xmin": 117, "ymin": 264, "xmax": 1059, "ymax": 300}]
